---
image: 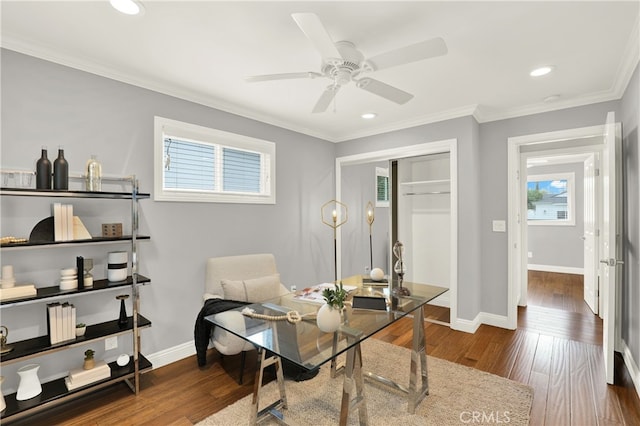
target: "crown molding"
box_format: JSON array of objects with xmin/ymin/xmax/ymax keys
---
[
  {"xmin": 0, "ymin": 35, "xmax": 333, "ymax": 142},
  {"xmin": 3, "ymin": 12, "xmax": 639, "ymax": 144}
]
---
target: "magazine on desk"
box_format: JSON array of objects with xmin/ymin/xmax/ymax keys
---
[{"xmin": 293, "ymin": 283, "xmax": 358, "ymax": 304}]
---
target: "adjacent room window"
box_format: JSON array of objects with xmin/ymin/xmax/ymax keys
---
[
  {"xmin": 376, "ymin": 167, "xmax": 389, "ymax": 207},
  {"xmin": 527, "ymin": 172, "xmax": 574, "ymax": 225},
  {"xmin": 154, "ymin": 117, "xmax": 275, "ymax": 203}
]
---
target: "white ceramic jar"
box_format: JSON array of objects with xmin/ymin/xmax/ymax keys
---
[{"xmin": 107, "ymin": 251, "xmax": 128, "ymax": 282}]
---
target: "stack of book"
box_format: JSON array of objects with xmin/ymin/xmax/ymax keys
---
[
  {"xmin": 47, "ymin": 302, "xmax": 77, "ymax": 344},
  {"xmin": 52, "ymin": 203, "xmax": 92, "ymax": 241},
  {"xmin": 0, "ymin": 283, "xmax": 37, "ymax": 301},
  {"xmin": 65, "ymin": 361, "xmax": 111, "ymax": 391}
]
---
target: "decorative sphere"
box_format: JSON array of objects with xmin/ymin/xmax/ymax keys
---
[{"xmin": 370, "ymin": 268, "xmax": 385, "ymax": 281}]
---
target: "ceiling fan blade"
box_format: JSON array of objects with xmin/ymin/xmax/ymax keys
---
[
  {"xmin": 366, "ymin": 37, "xmax": 447, "ymax": 71},
  {"xmin": 312, "ymin": 85, "xmax": 340, "ymax": 113},
  {"xmin": 246, "ymin": 72, "xmax": 322, "ymax": 82},
  {"xmin": 292, "ymin": 13, "xmax": 343, "ymax": 60},
  {"xmin": 356, "ymin": 78, "xmax": 413, "ymax": 104}
]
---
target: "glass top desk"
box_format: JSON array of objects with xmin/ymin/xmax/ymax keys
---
[{"xmin": 205, "ymin": 277, "xmax": 447, "ymax": 425}]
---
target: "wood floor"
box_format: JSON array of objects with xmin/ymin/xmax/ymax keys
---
[{"xmin": 12, "ymin": 271, "xmax": 640, "ymax": 425}]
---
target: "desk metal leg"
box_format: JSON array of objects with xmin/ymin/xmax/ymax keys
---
[
  {"xmin": 408, "ymin": 306, "xmax": 428, "ymax": 414},
  {"xmin": 250, "ymin": 348, "xmax": 288, "ymax": 425},
  {"xmin": 339, "ymin": 332, "xmax": 368, "ymax": 426}
]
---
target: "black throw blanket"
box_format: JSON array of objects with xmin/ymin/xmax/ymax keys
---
[
  {"xmin": 194, "ymin": 298, "xmax": 319, "ymax": 382},
  {"xmin": 194, "ymin": 298, "xmax": 249, "ymax": 367}
]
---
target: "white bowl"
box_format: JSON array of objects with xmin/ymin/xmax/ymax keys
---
[
  {"xmin": 59, "ymin": 279, "xmax": 78, "ymax": 290},
  {"xmin": 60, "ymin": 267, "xmax": 77, "ymax": 277}
]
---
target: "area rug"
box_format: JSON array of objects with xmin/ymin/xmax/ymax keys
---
[{"xmin": 197, "ymin": 339, "xmax": 533, "ymax": 425}]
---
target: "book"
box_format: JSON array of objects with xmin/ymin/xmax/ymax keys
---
[
  {"xmin": 55, "ymin": 303, "xmax": 63, "ymax": 343},
  {"xmin": 47, "ymin": 302, "xmax": 59, "ymax": 344},
  {"xmin": 66, "ymin": 204, "xmax": 74, "ymax": 240},
  {"xmin": 293, "ymin": 283, "xmax": 358, "ymax": 304},
  {"xmin": 52, "ymin": 203, "xmax": 63, "ymax": 241},
  {"xmin": 0, "ymin": 284, "xmax": 37, "ymax": 301},
  {"xmin": 60, "ymin": 205, "xmax": 68, "ymax": 241},
  {"xmin": 65, "ymin": 361, "xmax": 111, "ymax": 390}
]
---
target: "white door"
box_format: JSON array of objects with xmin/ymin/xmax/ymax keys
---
[
  {"xmin": 583, "ymin": 153, "xmax": 598, "ymax": 313},
  {"xmin": 600, "ymin": 111, "xmax": 622, "ymax": 384}
]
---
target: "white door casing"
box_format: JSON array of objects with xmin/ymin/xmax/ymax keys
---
[
  {"xmin": 335, "ymin": 139, "xmax": 458, "ymax": 329},
  {"xmin": 583, "ymin": 153, "xmax": 598, "ymax": 314}
]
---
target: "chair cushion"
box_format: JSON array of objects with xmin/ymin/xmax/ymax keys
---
[
  {"xmin": 221, "ymin": 273, "xmax": 281, "ymax": 303},
  {"xmin": 211, "ymin": 310, "xmax": 254, "ymax": 354}
]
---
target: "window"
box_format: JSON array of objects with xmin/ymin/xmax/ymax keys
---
[
  {"xmin": 376, "ymin": 167, "xmax": 389, "ymax": 207},
  {"xmin": 154, "ymin": 117, "xmax": 275, "ymax": 204},
  {"xmin": 527, "ymin": 172, "xmax": 574, "ymax": 225}
]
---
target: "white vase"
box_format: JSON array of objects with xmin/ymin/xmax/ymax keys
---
[
  {"xmin": 107, "ymin": 251, "xmax": 128, "ymax": 282},
  {"xmin": 16, "ymin": 364, "xmax": 42, "ymax": 401},
  {"xmin": 316, "ymin": 304, "xmax": 342, "ymax": 332}
]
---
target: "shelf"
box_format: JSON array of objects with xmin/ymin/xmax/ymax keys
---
[
  {"xmin": 0, "ymin": 353, "xmax": 153, "ymax": 423},
  {"xmin": 1, "ymin": 314, "xmax": 151, "ymax": 364},
  {"xmin": 1, "ymin": 235, "xmax": 150, "ymax": 250},
  {"xmin": 399, "ymin": 179, "xmax": 450, "ymax": 186},
  {"xmin": 1, "ymin": 275, "xmax": 151, "ymax": 307},
  {"xmin": 0, "ymin": 187, "xmax": 150, "ymax": 199}
]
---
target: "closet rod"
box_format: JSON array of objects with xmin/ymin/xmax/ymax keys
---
[{"xmin": 403, "ymin": 191, "xmax": 451, "ymax": 196}]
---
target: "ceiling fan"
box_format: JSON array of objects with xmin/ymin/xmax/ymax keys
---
[{"xmin": 246, "ymin": 13, "xmax": 448, "ymax": 113}]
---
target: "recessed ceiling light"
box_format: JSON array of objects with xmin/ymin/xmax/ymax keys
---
[
  {"xmin": 361, "ymin": 112, "xmax": 377, "ymax": 119},
  {"xmin": 110, "ymin": 0, "xmax": 144, "ymax": 15},
  {"xmin": 530, "ymin": 66, "xmax": 554, "ymax": 77}
]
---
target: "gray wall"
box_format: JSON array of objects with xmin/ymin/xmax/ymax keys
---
[
  {"xmin": 341, "ymin": 161, "xmax": 390, "ymax": 277},
  {"xmin": 527, "ymin": 162, "xmax": 585, "ymax": 269},
  {"xmin": 0, "ymin": 49, "xmax": 336, "ymax": 389},
  {"xmin": 620, "ymin": 63, "xmax": 639, "ymax": 367}
]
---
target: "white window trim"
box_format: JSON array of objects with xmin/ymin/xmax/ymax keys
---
[
  {"xmin": 154, "ymin": 116, "xmax": 276, "ymax": 204},
  {"xmin": 527, "ymin": 172, "xmax": 575, "ymax": 226}
]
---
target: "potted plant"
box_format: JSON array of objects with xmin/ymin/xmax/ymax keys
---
[
  {"xmin": 317, "ymin": 282, "xmax": 347, "ymax": 332},
  {"xmin": 75, "ymin": 323, "xmax": 86, "ymax": 337},
  {"xmin": 83, "ymin": 349, "xmax": 95, "ymax": 370}
]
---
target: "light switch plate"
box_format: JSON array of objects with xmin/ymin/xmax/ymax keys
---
[
  {"xmin": 492, "ymin": 220, "xmax": 506, "ymax": 232},
  {"xmin": 105, "ymin": 336, "xmax": 118, "ymax": 351}
]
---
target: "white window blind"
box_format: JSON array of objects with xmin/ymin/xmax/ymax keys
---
[{"xmin": 154, "ymin": 117, "xmax": 275, "ymax": 204}]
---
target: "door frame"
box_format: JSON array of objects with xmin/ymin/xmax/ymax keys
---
[
  {"xmin": 507, "ymin": 124, "xmax": 621, "ymax": 351},
  {"xmin": 336, "ymin": 138, "xmax": 458, "ymax": 329}
]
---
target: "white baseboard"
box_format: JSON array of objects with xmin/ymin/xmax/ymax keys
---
[
  {"xmin": 527, "ymin": 264, "xmax": 584, "ymax": 275},
  {"xmin": 146, "ymin": 340, "xmax": 196, "ymax": 369},
  {"xmin": 621, "ymin": 339, "xmax": 640, "ymax": 400},
  {"xmin": 452, "ymin": 312, "xmax": 511, "ymax": 334}
]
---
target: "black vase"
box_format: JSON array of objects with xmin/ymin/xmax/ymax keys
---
[
  {"xmin": 35, "ymin": 148, "xmax": 52, "ymax": 189},
  {"xmin": 53, "ymin": 149, "xmax": 68, "ymax": 190}
]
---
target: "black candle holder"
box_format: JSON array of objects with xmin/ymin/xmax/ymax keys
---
[{"xmin": 116, "ymin": 294, "xmax": 129, "ymax": 329}]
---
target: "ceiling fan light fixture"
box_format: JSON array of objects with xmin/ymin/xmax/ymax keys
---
[
  {"xmin": 110, "ymin": 0, "xmax": 144, "ymax": 15},
  {"xmin": 530, "ymin": 65, "xmax": 554, "ymax": 77},
  {"xmin": 361, "ymin": 112, "xmax": 377, "ymax": 119}
]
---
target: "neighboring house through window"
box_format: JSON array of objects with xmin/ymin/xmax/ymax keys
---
[{"xmin": 527, "ymin": 172, "xmax": 574, "ymax": 225}]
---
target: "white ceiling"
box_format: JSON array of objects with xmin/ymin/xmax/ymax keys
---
[{"xmin": 2, "ymin": 1, "xmax": 639, "ymax": 142}]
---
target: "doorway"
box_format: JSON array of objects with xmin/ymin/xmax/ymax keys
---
[
  {"xmin": 507, "ymin": 115, "xmax": 622, "ymax": 384},
  {"xmin": 336, "ymin": 138, "xmax": 458, "ymax": 329}
]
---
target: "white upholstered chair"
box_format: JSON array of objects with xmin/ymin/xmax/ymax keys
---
[{"xmin": 204, "ymin": 253, "xmax": 288, "ymax": 383}]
